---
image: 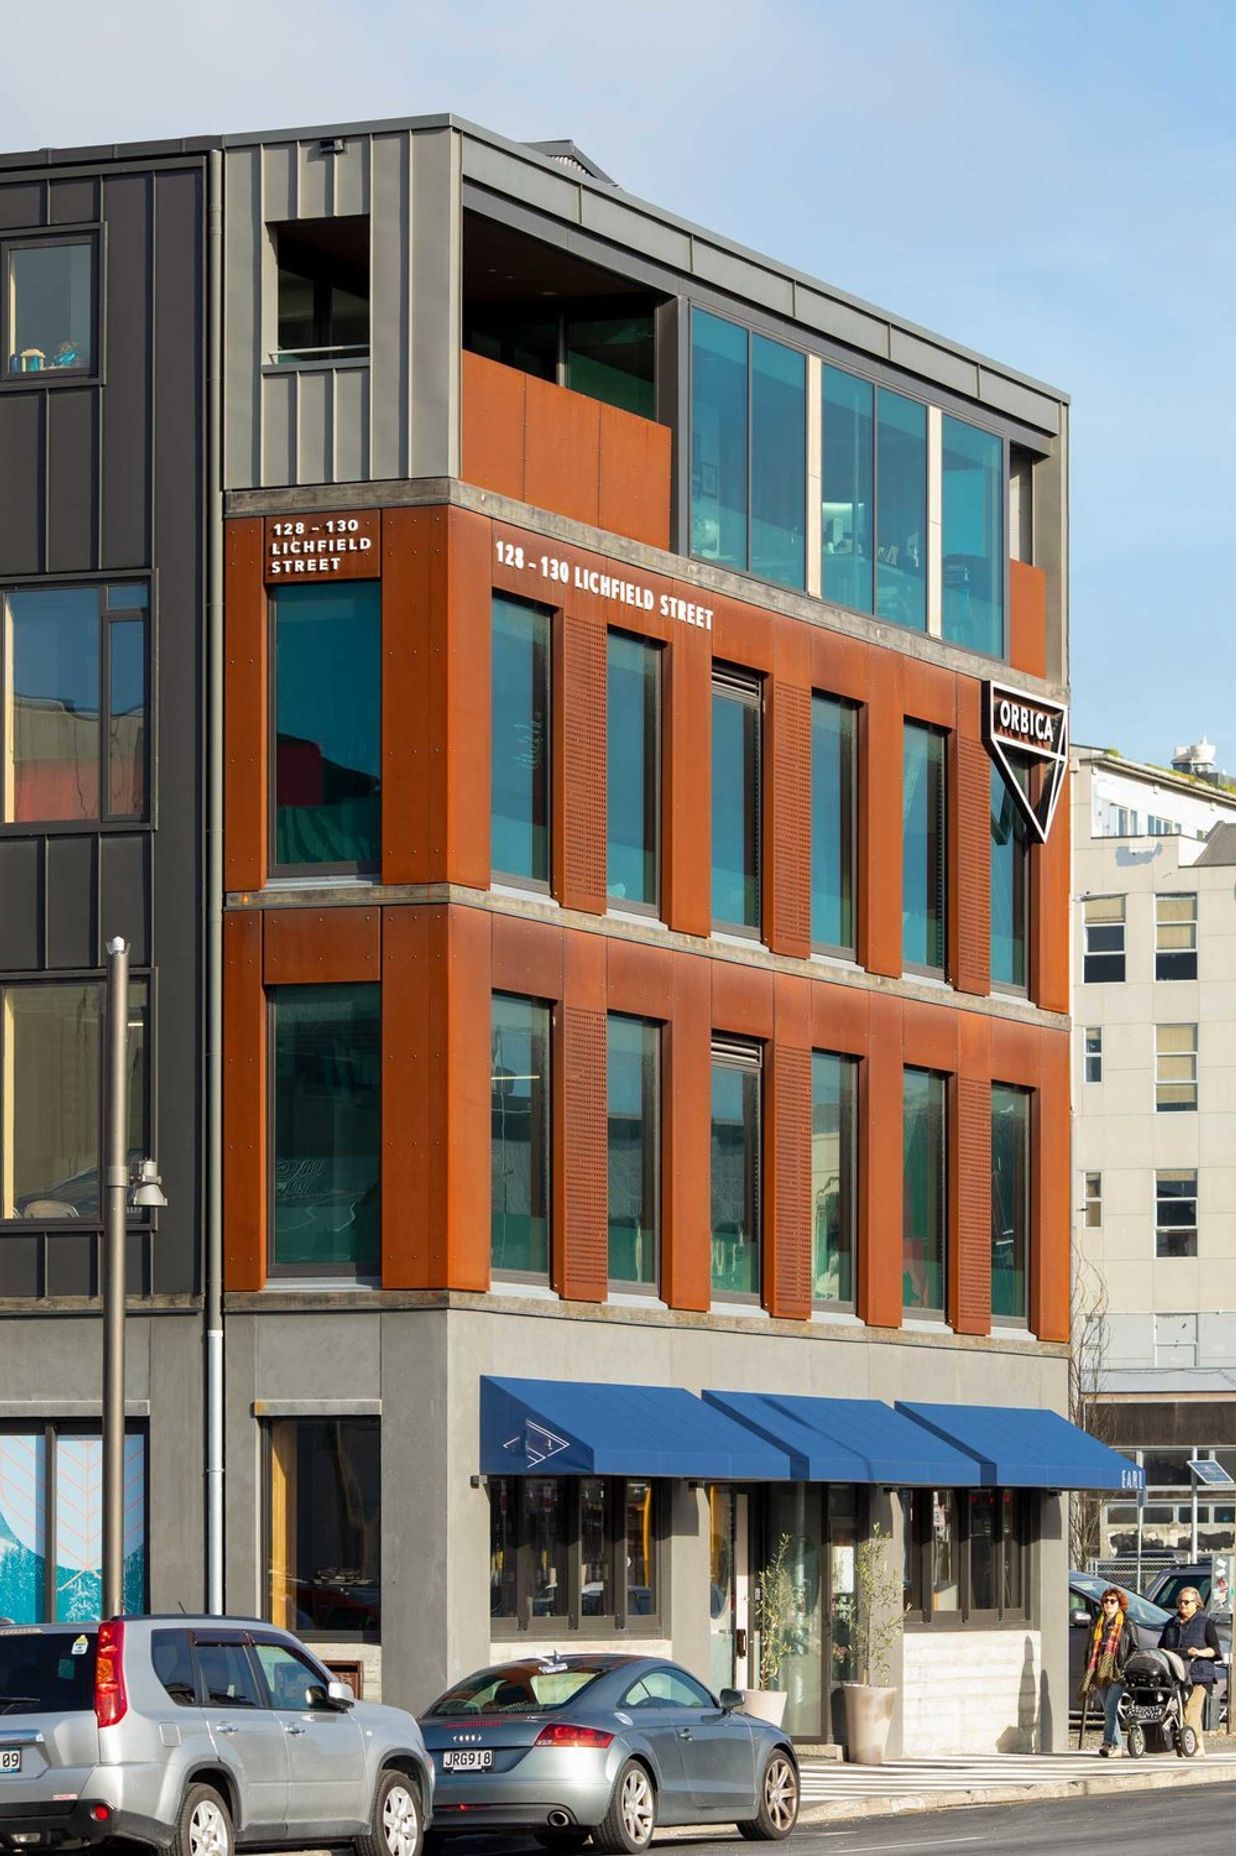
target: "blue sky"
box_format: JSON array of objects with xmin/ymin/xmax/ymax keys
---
[{"xmin": 4, "ymin": 0, "xmax": 1230, "ymax": 766}]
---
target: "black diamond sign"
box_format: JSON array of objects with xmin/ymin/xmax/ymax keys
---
[{"xmin": 983, "ymin": 681, "xmax": 1069, "ymax": 844}]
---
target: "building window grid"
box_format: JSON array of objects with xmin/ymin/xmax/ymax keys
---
[
  {"xmin": 903, "ymin": 1487, "xmax": 1029, "ymax": 1626},
  {"xmin": 1155, "ymin": 893, "xmax": 1198, "ymax": 981},
  {"xmin": 1155, "ymin": 1170, "xmax": 1198, "ymax": 1260},
  {"xmin": 488, "ymin": 1475, "xmax": 662, "ymax": 1635},
  {"xmin": 1083, "ymin": 895, "xmax": 1126, "ymax": 984},
  {"xmin": 1155, "ymin": 1022, "xmax": 1198, "ymax": 1112}
]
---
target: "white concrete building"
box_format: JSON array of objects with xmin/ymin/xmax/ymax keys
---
[{"xmin": 1073, "ymin": 745, "xmax": 1236, "ymax": 1566}]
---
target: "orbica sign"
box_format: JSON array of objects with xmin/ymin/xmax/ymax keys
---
[{"xmin": 983, "ymin": 681, "xmax": 1069, "ymax": 844}]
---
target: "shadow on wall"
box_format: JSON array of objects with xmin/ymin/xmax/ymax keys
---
[{"xmin": 996, "ymin": 1635, "xmax": 1042, "ymax": 1753}]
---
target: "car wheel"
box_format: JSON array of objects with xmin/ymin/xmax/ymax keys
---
[
  {"xmin": 356, "ymin": 1768, "xmax": 423, "ymax": 1856},
  {"xmin": 1125, "ymin": 1723, "xmax": 1146, "ymax": 1760},
  {"xmin": 175, "ymin": 1785, "xmax": 233, "ymax": 1856},
  {"xmin": 737, "ymin": 1751, "xmax": 800, "ymax": 1841},
  {"xmin": 592, "ymin": 1760, "xmax": 656, "ymax": 1855}
]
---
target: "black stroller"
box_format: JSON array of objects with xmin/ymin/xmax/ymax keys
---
[{"xmin": 1118, "ymin": 1647, "xmax": 1200, "ymax": 1758}]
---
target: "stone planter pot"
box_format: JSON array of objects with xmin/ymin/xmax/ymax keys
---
[
  {"xmin": 740, "ymin": 1688, "xmax": 788, "ymax": 1726},
  {"xmin": 841, "ymin": 1682, "xmax": 896, "ymax": 1764}
]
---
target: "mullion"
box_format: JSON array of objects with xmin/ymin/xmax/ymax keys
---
[{"xmin": 100, "ymin": 599, "xmax": 112, "ymax": 824}]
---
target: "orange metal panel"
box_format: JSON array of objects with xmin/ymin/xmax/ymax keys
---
[
  {"xmin": 224, "ymin": 519, "xmax": 267, "ymax": 894},
  {"xmin": 811, "ymin": 629, "xmax": 868, "ymax": 707},
  {"xmin": 491, "ymin": 914, "xmax": 564, "ymax": 1002},
  {"xmin": 773, "ymin": 971, "xmax": 812, "ymax": 1048},
  {"xmin": 712, "ymin": 960, "xmax": 775, "ymax": 1040},
  {"xmin": 1032, "ymin": 1030, "xmax": 1071, "ymax": 1342},
  {"xmin": 443, "ymin": 905, "xmax": 495, "ymax": 1291},
  {"xmin": 444, "ymin": 509, "xmax": 495, "ymax": 889},
  {"xmin": 902, "ymin": 658, "xmax": 956, "ymax": 731},
  {"xmin": 664, "ymin": 630, "xmax": 712, "ymax": 938},
  {"xmin": 988, "ymin": 1015, "xmax": 1042, "ymax": 1089},
  {"xmin": 663, "ymin": 955, "xmax": 712, "ymax": 1311},
  {"xmin": 860, "ymin": 991, "xmax": 903, "ymax": 1329},
  {"xmin": 381, "ymin": 906, "xmax": 435, "ymax": 1288},
  {"xmin": 606, "ymin": 938, "xmax": 674, "ymax": 1021},
  {"xmin": 859, "ymin": 656, "xmax": 903, "ymax": 977},
  {"xmin": 381, "ymin": 506, "xmax": 441, "ymax": 885},
  {"xmin": 1009, "ymin": 561, "xmax": 1048, "ymax": 682},
  {"xmin": 263, "ymin": 509, "xmax": 380, "ymax": 585},
  {"xmin": 262, "ymin": 908, "xmax": 381, "ymax": 985},
  {"xmin": 223, "ymin": 910, "xmax": 265, "ymax": 1293},
  {"xmin": 711, "ymin": 593, "xmax": 773, "ymax": 673},
  {"xmin": 809, "ymin": 978, "xmax": 869, "ymax": 1057},
  {"xmin": 460, "ymin": 351, "xmax": 526, "ymax": 502},
  {"xmin": 903, "ymin": 998, "xmax": 958, "ymax": 1075},
  {"xmin": 523, "ymin": 374, "xmax": 601, "ymax": 529},
  {"xmin": 556, "ymin": 1004, "xmax": 608, "ymax": 1303},
  {"xmin": 597, "ymin": 402, "xmax": 672, "ymax": 550},
  {"xmin": 766, "ymin": 1041, "xmax": 812, "ymax": 1320}
]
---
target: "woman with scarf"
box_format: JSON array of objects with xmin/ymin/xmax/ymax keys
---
[
  {"xmin": 1080, "ymin": 1587, "xmax": 1135, "ymax": 1755},
  {"xmin": 1159, "ymin": 1585, "xmax": 1221, "ymax": 1753}
]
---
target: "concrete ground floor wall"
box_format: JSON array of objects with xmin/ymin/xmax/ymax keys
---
[
  {"xmin": 0, "ymin": 1307, "xmax": 206, "ymax": 1614},
  {"xmin": 222, "ymin": 1293, "xmax": 1071, "ymax": 1753}
]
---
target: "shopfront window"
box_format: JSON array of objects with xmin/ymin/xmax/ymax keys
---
[
  {"xmin": 811, "ymin": 695, "xmax": 856, "ymax": 953},
  {"xmin": 607, "ymin": 631, "xmax": 660, "ymax": 910},
  {"xmin": 270, "ymin": 983, "xmax": 380, "ymax": 1274},
  {"xmin": 876, "ymin": 390, "xmax": 927, "ymax": 630},
  {"xmin": 491, "ymin": 994, "xmax": 551, "ymax": 1280},
  {"xmin": 942, "ymin": 417, "xmax": 1004, "ymax": 657},
  {"xmin": 607, "ymin": 1015, "xmax": 659, "ymax": 1291},
  {"xmin": 991, "ymin": 761, "xmax": 1029, "ymax": 989},
  {"xmin": 903, "ymin": 1067, "xmax": 946, "ymax": 1315},
  {"xmin": 711, "ymin": 1043, "xmax": 761, "ymax": 1300},
  {"xmin": 991, "ymin": 1083, "xmax": 1030, "ymax": 1322},
  {"xmin": 812, "ymin": 1051, "xmax": 858, "ymax": 1307},
  {"xmin": 0, "ymin": 1427, "xmax": 146, "ymax": 1622},
  {"xmin": 488, "ymin": 1476, "xmax": 661, "ymax": 1632},
  {"xmin": 273, "ymin": 582, "xmax": 380, "ymax": 869},
  {"xmin": 492, "ymin": 595, "xmax": 551, "ymax": 886},
  {"xmin": 712, "ymin": 673, "xmax": 761, "ymax": 932},
  {"xmin": 821, "ymin": 366, "xmax": 874, "ymax": 614},
  {"xmin": 904, "ymin": 1488, "xmax": 1028, "ymax": 1624},
  {"xmin": 2, "ymin": 979, "xmax": 148, "ymax": 1220},
  {"xmin": 3, "ymin": 583, "xmax": 148, "ymax": 823},
  {"xmin": 4, "ymin": 238, "xmax": 94, "ymax": 376},
  {"xmin": 267, "ymin": 1418, "xmax": 380, "ymax": 1638},
  {"xmin": 903, "ymin": 724, "xmax": 946, "ymax": 973}
]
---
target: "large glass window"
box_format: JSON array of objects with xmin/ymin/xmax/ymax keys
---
[
  {"xmin": 1155, "ymin": 894, "xmax": 1198, "ymax": 980},
  {"xmin": 711, "ymin": 1044, "xmax": 761, "ymax": 1300},
  {"xmin": 607, "ymin": 632, "xmax": 660, "ymax": 911},
  {"xmin": 492, "ymin": 595, "xmax": 551, "ymax": 886},
  {"xmin": 1083, "ymin": 896, "xmax": 1125, "ymax": 983},
  {"xmin": 491, "ymin": 994, "xmax": 551, "ymax": 1279},
  {"xmin": 991, "ymin": 762, "xmax": 1028, "ymax": 989},
  {"xmin": 4, "ymin": 239, "xmax": 94, "ymax": 376},
  {"xmin": 904, "ymin": 1488, "xmax": 1029, "ymax": 1625},
  {"xmin": 2, "ymin": 980, "xmax": 148, "ymax": 1220},
  {"xmin": 273, "ymin": 217, "xmax": 370, "ymax": 364},
  {"xmin": 811, "ymin": 695, "xmax": 856, "ymax": 953},
  {"xmin": 876, "ymin": 390, "xmax": 927, "ymax": 630},
  {"xmin": 488, "ymin": 1476, "xmax": 661, "ymax": 1632},
  {"xmin": 712, "ymin": 673, "xmax": 761, "ymax": 932},
  {"xmin": 991, "ymin": 1084, "xmax": 1030, "ymax": 1322},
  {"xmin": 0, "ymin": 1427, "xmax": 146, "ymax": 1622},
  {"xmin": 267, "ymin": 1417, "xmax": 380, "ymax": 1638},
  {"xmin": 273, "ymin": 582, "xmax": 380, "ymax": 869},
  {"xmin": 690, "ymin": 310, "xmax": 805, "ymax": 589},
  {"xmin": 3, "ymin": 583, "xmax": 148, "ymax": 823},
  {"xmin": 565, "ymin": 311, "xmax": 656, "ymax": 419},
  {"xmin": 270, "ymin": 983, "xmax": 380, "ymax": 1274},
  {"xmin": 903, "ymin": 1067, "xmax": 946, "ymax": 1315},
  {"xmin": 942, "ymin": 417, "xmax": 1004, "ymax": 657},
  {"xmin": 821, "ymin": 366, "xmax": 874, "ymax": 614},
  {"xmin": 1155, "ymin": 1170, "xmax": 1198, "ymax": 1259},
  {"xmin": 903, "ymin": 724, "xmax": 946, "ymax": 973},
  {"xmin": 812, "ymin": 1051, "xmax": 857, "ymax": 1306},
  {"xmin": 607, "ymin": 1016, "xmax": 659, "ymax": 1291},
  {"xmin": 1155, "ymin": 1022, "xmax": 1198, "ymax": 1112}
]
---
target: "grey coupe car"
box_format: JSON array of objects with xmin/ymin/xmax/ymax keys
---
[{"xmin": 420, "ymin": 1653, "xmax": 799, "ymax": 1852}]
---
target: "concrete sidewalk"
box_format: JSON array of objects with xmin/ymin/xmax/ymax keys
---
[{"xmin": 796, "ymin": 1746, "xmax": 1236, "ymax": 1822}]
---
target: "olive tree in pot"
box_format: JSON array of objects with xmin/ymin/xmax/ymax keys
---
[
  {"xmin": 743, "ymin": 1534, "xmax": 797, "ymax": 1726},
  {"xmin": 842, "ymin": 1523, "xmax": 904, "ymax": 1764}
]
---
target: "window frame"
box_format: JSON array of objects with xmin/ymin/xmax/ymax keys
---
[
  {"xmin": 710, "ymin": 668, "xmax": 763, "ymax": 938},
  {"xmin": 491, "ymin": 593, "xmax": 553, "ymax": 895},
  {"xmin": 990, "ymin": 1081, "xmax": 1030, "ymax": 1327},
  {"xmin": 1083, "ymin": 896, "xmax": 1126, "ymax": 984},
  {"xmin": 606, "ymin": 1013, "xmax": 661, "ymax": 1296},
  {"xmin": 491, "ymin": 991, "xmax": 554, "ymax": 1286},
  {"xmin": 0, "ymin": 577, "xmax": 151, "ymax": 831},
  {"xmin": 1, "ymin": 228, "xmax": 100, "ymax": 390},
  {"xmin": 1084, "ymin": 1027, "xmax": 1102, "ymax": 1084},
  {"xmin": 1154, "ymin": 1169, "xmax": 1198, "ymax": 1260},
  {"xmin": 605, "ymin": 629, "xmax": 662, "ymax": 918},
  {"xmin": 262, "ymin": 1415, "xmax": 381, "ymax": 1644},
  {"xmin": 902, "ymin": 721, "xmax": 947, "ymax": 978},
  {"xmin": 902, "ymin": 1065, "xmax": 948, "ymax": 1320},
  {"xmin": 810, "ymin": 691, "xmax": 858, "ymax": 957},
  {"xmin": 1155, "ymin": 893, "xmax": 1198, "ymax": 982},
  {"xmin": 903, "ymin": 1486, "xmax": 1031, "ymax": 1628},
  {"xmin": 1154, "ymin": 1021, "xmax": 1198, "ymax": 1113},
  {"xmin": 488, "ymin": 1475, "xmax": 665, "ymax": 1638},
  {"xmin": 709, "ymin": 1037, "xmax": 764, "ymax": 1305},
  {"xmin": 811, "ymin": 1047, "xmax": 859, "ymax": 1312}
]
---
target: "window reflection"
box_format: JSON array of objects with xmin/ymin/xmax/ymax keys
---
[
  {"xmin": 691, "ymin": 310, "xmax": 748, "ymax": 570},
  {"xmin": 903, "ymin": 724, "xmax": 946, "ymax": 972},
  {"xmin": 712, "ymin": 677, "xmax": 761, "ymax": 931},
  {"xmin": 491, "ymin": 994, "xmax": 551, "ymax": 1278},
  {"xmin": 271, "ymin": 984, "xmax": 380, "ymax": 1272},
  {"xmin": 526, "ymin": 1479, "xmax": 569, "ymax": 1620},
  {"xmin": 876, "ymin": 390, "xmax": 927, "ymax": 630},
  {"xmin": 942, "ymin": 417, "xmax": 1004, "ymax": 656},
  {"xmin": 751, "ymin": 335, "xmax": 805, "ymax": 588},
  {"xmin": 991, "ymin": 1083, "xmax": 1029, "ymax": 1320},
  {"xmin": 822, "ymin": 367, "xmax": 874, "ymax": 614},
  {"xmin": 607, "ymin": 632, "xmax": 660, "ymax": 909},
  {"xmin": 903, "ymin": 1066, "xmax": 946, "ymax": 1314},
  {"xmin": 811, "ymin": 695, "xmax": 856, "ymax": 951},
  {"xmin": 711, "ymin": 1048, "xmax": 761, "ymax": 1298},
  {"xmin": 991, "ymin": 761, "xmax": 1028, "ymax": 988},
  {"xmin": 274, "ymin": 582, "xmax": 380, "ymax": 868},
  {"xmin": 812, "ymin": 1052, "xmax": 857, "ymax": 1306},
  {"xmin": 932, "ymin": 1490, "xmax": 959, "ymax": 1612},
  {"xmin": 492, "ymin": 595, "xmax": 551, "ymax": 884},
  {"xmin": 6, "ymin": 241, "xmax": 93, "ymax": 375},
  {"xmin": 607, "ymin": 1016, "xmax": 659, "ymax": 1288},
  {"xmin": 268, "ymin": 1417, "xmax": 380, "ymax": 1637}
]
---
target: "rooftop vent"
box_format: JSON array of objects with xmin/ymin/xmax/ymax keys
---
[
  {"xmin": 523, "ymin": 140, "xmax": 617, "ymax": 186},
  {"xmin": 1172, "ymin": 738, "xmax": 1218, "ymax": 779}
]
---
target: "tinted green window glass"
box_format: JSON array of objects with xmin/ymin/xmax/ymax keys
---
[
  {"xmin": 991, "ymin": 761, "xmax": 1028, "ymax": 988},
  {"xmin": 822, "ymin": 366, "xmax": 874, "ymax": 614},
  {"xmin": 811, "ymin": 695, "xmax": 856, "ymax": 950},
  {"xmin": 272, "ymin": 983, "xmax": 380, "ymax": 1272},
  {"xmin": 751, "ymin": 335, "xmax": 805, "ymax": 589},
  {"xmin": 903, "ymin": 725, "xmax": 945, "ymax": 971},
  {"xmin": 567, "ymin": 313, "xmax": 655, "ymax": 419},
  {"xmin": 876, "ymin": 390, "xmax": 927, "ymax": 630},
  {"xmin": 491, "ymin": 994, "xmax": 550, "ymax": 1277},
  {"xmin": 712, "ymin": 682, "xmax": 761, "ymax": 930},
  {"xmin": 903, "ymin": 1067, "xmax": 946, "ymax": 1313},
  {"xmin": 943, "ymin": 417, "xmax": 1004, "ymax": 657},
  {"xmin": 491, "ymin": 595, "xmax": 551, "ymax": 883},
  {"xmin": 274, "ymin": 583, "xmax": 380, "ymax": 868},
  {"xmin": 691, "ymin": 310, "xmax": 748, "ymax": 570},
  {"xmin": 607, "ymin": 632, "xmax": 660, "ymax": 908},
  {"xmin": 711, "ymin": 1057, "xmax": 760, "ymax": 1297},
  {"xmin": 812, "ymin": 1051, "xmax": 857, "ymax": 1305},
  {"xmin": 991, "ymin": 1083, "xmax": 1029, "ymax": 1321},
  {"xmin": 608, "ymin": 1015, "xmax": 659, "ymax": 1287}
]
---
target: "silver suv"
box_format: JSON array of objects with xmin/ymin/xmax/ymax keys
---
[{"xmin": 0, "ymin": 1618, "xmax": 432, "ymax": 1856}]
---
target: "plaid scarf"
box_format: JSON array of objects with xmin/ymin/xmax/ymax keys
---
[{"xmin": 1082, "ymin": 1608, "xmax": 1124, "ymax": 1690}]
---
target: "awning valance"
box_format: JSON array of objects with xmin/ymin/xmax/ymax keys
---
[
  {"xmin": 703, "ymin": 1391, "xmax": 983, "ymax": 1486},
  {"xmin": 896, "ymin": 1402, "xmax": 1145, "ymax": 1491}
]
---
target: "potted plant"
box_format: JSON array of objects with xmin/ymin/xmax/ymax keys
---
[
  {"xmin": 841, "ymin": 1522, "xmax": 904, "ymax": 1764},
  {"xmin": 744, "ymin": 1534, "xmax": 798, "ymax": 1725}
]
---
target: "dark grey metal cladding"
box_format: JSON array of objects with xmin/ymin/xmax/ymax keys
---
[{"xmin": 0, "ymin": 158, "xmax": 206, "ymax": 1301}]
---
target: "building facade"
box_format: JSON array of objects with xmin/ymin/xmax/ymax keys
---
[{"xmin": 1073, "ymin": 746, "xmax": 1236, "ymax": 1569}]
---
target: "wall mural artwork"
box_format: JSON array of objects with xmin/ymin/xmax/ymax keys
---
[{"xmin": 0, "ymin": 1432, "xmax": 146, "ymax": 1621}]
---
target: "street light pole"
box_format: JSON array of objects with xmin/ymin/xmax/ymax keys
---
[{"xmin": 102, "ymin": 936, "xmax": 130, "ymax": 1621}]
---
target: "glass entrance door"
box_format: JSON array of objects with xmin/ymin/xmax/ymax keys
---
[
  {"xmin": 765, "ymin": 1485, "xmax": 824, "ymax": 1738},
  {"xmin": 827, "ymin": 1487, "xmax": 858, "ymax": 1743},
  {"xmin": 708, "ymin": 1487, "xmax": 751, "ymax": 1693}
]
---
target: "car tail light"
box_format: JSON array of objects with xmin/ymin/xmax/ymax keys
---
[
  {"xmin": 95, "ymin": 1620, "xmax": 127, "ymax": 1729},
  {"xmin": 534, "ymin": 1723, "xmax": 614, "ymax": 1749}
]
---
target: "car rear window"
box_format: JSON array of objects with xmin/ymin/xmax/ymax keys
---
[
  {"xmin": 427, "ymin": 1664, "xmax": 606, "ymax": 1716},
  {"xmin": 0, "ymin": 1631, "xmax": 95, "ymax": 1713}
]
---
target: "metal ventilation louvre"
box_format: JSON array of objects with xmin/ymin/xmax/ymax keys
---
[{"xmin": 523, "ymin": 139, "xmax": 618, "ymax": 185}]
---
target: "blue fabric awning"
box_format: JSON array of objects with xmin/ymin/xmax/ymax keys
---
[
  {"xmin": 703, "ymin": 1391, "xmax": 982, "ymax": 1486},
  {"xmin": 896, "ymin": 1402, "xmax": 1145, "ymax": 1491},
  {"xmin": 480, "ymin": 1377, "xmax": 794, "ymax": 1479}
]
